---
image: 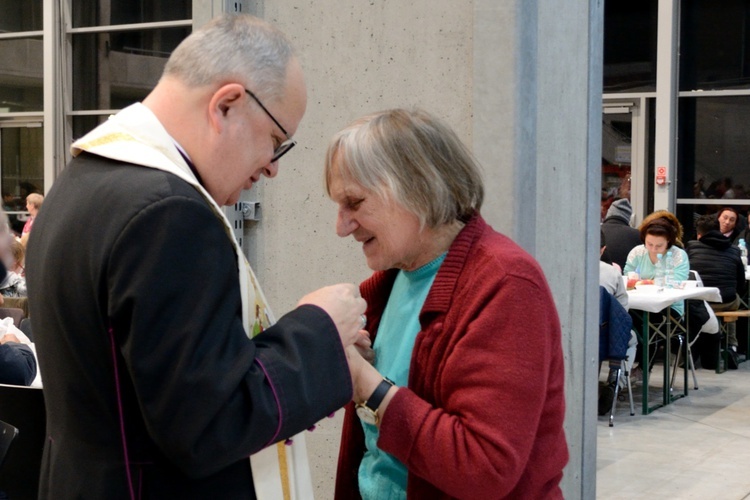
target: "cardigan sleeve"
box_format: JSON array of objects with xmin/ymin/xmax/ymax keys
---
[
  {"xmin": 107, "ymin": 194, "xmax": 352, "ymax": 478},
  {"xmin": 672, "ymin": 247, "xmax": 690, "ymax": 282},
  {"xmin": 376, "ymin": 270, "xmax": 566, "ymax": 498},
  {"xmin": 623, "ymin": 245, "xmax": 644, "ymax": 275}
]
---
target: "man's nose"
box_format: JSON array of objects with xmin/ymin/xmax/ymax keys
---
[{"xmin": 262, "ymin": 161, "xmax": 279, "ymax": 178}]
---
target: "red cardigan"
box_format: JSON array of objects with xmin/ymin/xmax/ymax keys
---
[{"xmin": 335, "ymin": 214, "xmax": 568, "ymax": 499}]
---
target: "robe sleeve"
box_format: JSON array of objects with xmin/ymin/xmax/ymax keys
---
[{"xmin": 107, "ymin": 194, "xmax": 352, "ymax": 478}]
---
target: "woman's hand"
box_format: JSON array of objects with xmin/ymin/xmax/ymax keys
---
[
  {"xmin": 345, "ymin": 345, "xmax": 397, "ymax": 426},
  {"xmin": 355, "ymin": 330, "xmax": 375, "ymax": 364}
]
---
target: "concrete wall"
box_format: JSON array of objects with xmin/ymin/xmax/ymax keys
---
[
  {"xmin": 474, "ymin": 2, "xmax": 601, "ymax": 498},
  {"xmin": 244, "ymin": 1, "xmax": 475, "ymax": 304},
  {"xmin": 236, "ymin": 1, "xmax": 600, "ymax": 498},
  {"xmin": 534, "ymin": 3, "xmax": 602, "ymax": 497}
]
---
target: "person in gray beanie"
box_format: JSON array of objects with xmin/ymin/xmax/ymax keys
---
[
  {"xmin": 606, "ymin": 198, "xmax": 632, "ymax": 224},
  {"xmin": 601, "ymin": 199, "xmax": 641, "ymax": 270}
]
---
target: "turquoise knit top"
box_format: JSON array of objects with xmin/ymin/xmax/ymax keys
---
[{"xmin": 358, "ymin": 253, "xmax": 446, "ymax": 500}]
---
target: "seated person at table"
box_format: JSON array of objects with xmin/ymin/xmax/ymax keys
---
[
  {"xmin": 687, "ymin": 215, "xmax": 746, "ymax": 362},
  {"xmin": 0, "ymin": 333, "xmax": 37, "ymax": 386},
  {"xmin": 716, "ymin": 206, "xmax": 744, "ymax": 244},
  {"xmin": 327, "ymin": 109, "xmax": 568, "ymax": 498},
  {"xmin": 601, "ymin": 198, "xmax": 641, "ymax": 271},
  {"xmin": 600, "ymin": 229, "xmax": 628, "ymax": 309},
  {"xmin": 624, "ymin": 211, "xmax": 689, "ymax": 380},
  {"xmin": 599, "ymin": 229, "xmax": 634, "ymax": 414},
  {"xmin": 0, "ymin": 211, "xmax": 26, "ymax": 297},
  {"xmin": 9, "ymin": 238, "xmax": 24, "ymax": 277},
  {"xmin": 624, "ymin": 211, "xmax": 689, "ymax": 315}
]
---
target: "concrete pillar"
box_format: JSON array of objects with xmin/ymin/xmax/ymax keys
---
[
  {"xmin": 474, "ymin": 1, "xmax": 603, "ymax": 498},
  {"xmin": 240, "ymin": 1, "xmax": 601, "ymax": 498}
]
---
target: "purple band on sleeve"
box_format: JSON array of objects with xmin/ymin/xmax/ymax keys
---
[
  {"xmin": 255, "ymin": 358, "xmax": 283, "ymax": 447},
  {"xmin": 108, "ymin": 326, "xmax": 136, "ymax": 500}
]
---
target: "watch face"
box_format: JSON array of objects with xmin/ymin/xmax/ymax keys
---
[{"xmin": 356, "ymin": 404, "xmax": 378, "ymax": 426}]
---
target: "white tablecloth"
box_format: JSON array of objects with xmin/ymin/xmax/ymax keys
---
[{"xmin": 627, "ymin": 286, "xmax": 721, "ymax": 313}]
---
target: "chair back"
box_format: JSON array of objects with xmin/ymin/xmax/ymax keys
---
[
  {"xmin": 18, "ymin": 318, "xmax": 32, "ymax": 341},
  {"xmin": 0, "ymin": 384, "xmax": 45, "ymax": 498},
  {"xmin": 599, "ymin": 287, "xmax": 633, "ymax": 362},
  {"xmin": 0, "ymin": 308, "xmax": 25, "ymax": 328},
  {"xmin": 0, "ymin": 298, "xmax": 28, "ymax": 318},
  {"xmin": 0, "ymin": 420, "xmax": 18, "ymax": 468},
  {"xmin": 689, "ymin": 270, "xmax": 704, "ymax": 286}
]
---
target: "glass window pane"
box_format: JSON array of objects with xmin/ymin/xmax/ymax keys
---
[
  {"xmin": 1, "ymin": 125, "xmax": 45, "ymax": 234},
  {"xmin": 675, "ymin": 204, "xmax": 701, "ymax": 244},
  {"xmin": 677, "ymin": 96, "xmax": 750, "ymax": 205},
  {"xmin": 601, "ymin": 111, "xmax": 632, "ymax": 221},
  {"xmin": 72, "ymin": 116, "xmax": 107, "ymax": 143},
  {"xmin": 604, "ymin": 0, "xmax": 658, "ymax": 93},
  {"xmin": 0, "ymin": 0, "xmax": 43, "ymax": 32},
  {"xmin": 72, "ymin": 0, "xmax": 191, "ymax": 28},
  {"xmin": 680, "ymin": 0, "xmax": 750, "ymax": 90},
  {"xmin": 0, "ymin": 37, "xmax": 43, "ymax": 112},
  {"xmin": 71, "ymin": 27, "xmax": 190, "ymax": 111}
]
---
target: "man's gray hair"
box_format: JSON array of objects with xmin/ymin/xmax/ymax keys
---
[
  {"xmin": 163, "ymin": 14, "xmax": 295, "ymax": 102},
  {"xmin": 325, "ymin": 109, "xmax": 484, "ymax": 229}
]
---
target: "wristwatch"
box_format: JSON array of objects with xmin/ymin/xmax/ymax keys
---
[{"xmin": 355, "ymin": 377, "xmax": 395, "ymax": 426}]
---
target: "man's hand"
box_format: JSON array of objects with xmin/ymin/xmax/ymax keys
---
[
  {"xmin": 297, "ymin": 283, "xmax": 366, "ymax": 348},
  {"xmin": 354, "ymin": 330, "xmax": 375, "ymax": 363}
]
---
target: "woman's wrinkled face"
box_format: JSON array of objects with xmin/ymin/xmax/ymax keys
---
[
  {"xmin": 328, "ymin": 165, "xmax": 428, "ymax": 271},
  {"xmin": 644, "ymin": 234, "xmax": 668, "ymax": 262},
  {"xmin": 718, "ymin": 210, "xmax": 737, "ymax": 234}
]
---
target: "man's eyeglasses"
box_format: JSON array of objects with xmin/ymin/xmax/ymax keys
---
[{"xmin": 244, "ymin": 88, "xmax": 297, "ymax": 162}]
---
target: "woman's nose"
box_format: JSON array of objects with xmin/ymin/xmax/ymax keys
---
[{"xmin": 336, "ymin": 210, "xmax": 357, "ymax": 237}]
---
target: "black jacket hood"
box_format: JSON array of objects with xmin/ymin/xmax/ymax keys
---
[{"xmin": 698, "ymin": 230, "xmax": 733, "ymax": 250}]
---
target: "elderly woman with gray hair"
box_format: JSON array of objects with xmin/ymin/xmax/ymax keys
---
[{"xmin": 327, "ymin": 109, "xmax": 568, "ymax": 499}]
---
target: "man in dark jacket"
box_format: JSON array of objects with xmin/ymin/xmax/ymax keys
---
[
  {"xmin": 687, "ymin": 214, "xmax": 746, "ymax": 354},
  {"xmin": 25, "ymin": 14, "xmax": 367, "ymax": 499},
  {"xmin": 601, "ymin": 198, "xmax": 641, "ymax": 270}
]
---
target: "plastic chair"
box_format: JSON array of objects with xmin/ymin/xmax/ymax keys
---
[
  {"xmin": 599, "ymin": 287, "xmax": 635, "ymax": 426},
  {"xmin": 666, "ymin": 311, "xmax": 698, "ymax": 390},
  {"xmin": 0, "ymin": 384, "xmax": 45, "ymax": 498},
  {"xmin": 606, "ymin": 344, "xmax": 636, "ymax": 426},
  {"xmin": 19, "ymin": 318, "xmax": 32, "ymax": 341},
  {"xmin": 0, "ymin": 420, "xmax": 18, "ymax": 469},
  {"xmin": 0, "ymin": 308, "xmax": 24, "ymax": 328},
  {"xmin": 713, "ymin": 311, "xmax": 750, "ymax": 372}
]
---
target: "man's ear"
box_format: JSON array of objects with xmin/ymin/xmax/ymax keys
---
[{"xmin": 207, "ymin": 83, "xmax": 245, "ymax": 132}]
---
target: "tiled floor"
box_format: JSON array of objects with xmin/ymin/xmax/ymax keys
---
[{"xmin": 597, "ymin": 360, "xmax": 750, "ymax": 499}]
